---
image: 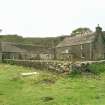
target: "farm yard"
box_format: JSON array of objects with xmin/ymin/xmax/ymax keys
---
[
  {"xmin": 1, "ymin": 63, "xmax": 105, "ymax": 105},
  {"xmin": 0, "ymin": 0, "xmax": 105, "ymax": 104}
]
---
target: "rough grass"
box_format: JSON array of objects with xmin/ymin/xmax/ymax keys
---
[
  {"xmin": 0, "ymin": 63, "xmax": 105, "ymax": 105},
  {"xmin": 88, "ymin": 62, "xmax": 105, "ymax": 74}
]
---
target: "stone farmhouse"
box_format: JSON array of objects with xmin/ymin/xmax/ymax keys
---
[
  {"xmin": 0, "ymin": 42, "xmax": 26, "ymax": 60},
  {"xmin": 0, "ymin": 25, "xmax": 105, "ymax": 61},
  {"xmin": 56, "ymin": 25, "xmax": 105, "ymax": 61},
  {"xmin": 0, "ymin": 42, "xmax": 54, "ymax": 61}
]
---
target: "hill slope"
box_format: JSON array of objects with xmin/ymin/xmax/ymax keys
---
[{"xmin": 0, "ymin": 35, "xmax": 68, "ymax": 47}]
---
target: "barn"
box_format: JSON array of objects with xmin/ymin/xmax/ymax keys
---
[
  {"xmin": 0, "ymin": 42, "xmax": 54, "ymax": 61},
  {"xmin": 0, "ymin": 42, "xmax": 27, "ymax": 61}
]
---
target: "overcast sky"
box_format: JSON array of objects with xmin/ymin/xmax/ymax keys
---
[{"xmin": 0, "ymin": 0, "xmax": 105, "ymax": 37}]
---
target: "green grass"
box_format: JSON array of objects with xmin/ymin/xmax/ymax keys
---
[
  {"xmin": 89, "ymin": 63, "xmax": 105, "ymax": 74},
  {"xmin": 0, "ymin": 63, "xmax": 105, "ymax": 105}
]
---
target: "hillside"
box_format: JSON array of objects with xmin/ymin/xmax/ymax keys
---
[{"xmin": 0, "ymin": 35, "xmax": 68, "ymax": 47}]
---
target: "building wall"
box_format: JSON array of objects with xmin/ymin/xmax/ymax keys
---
[
  {"xmin": 82, "ymin": 43, "xmax": 92, "ymax": 60},
  {"xmin": 56, "ymin": 43, "xmax": 92, "ymax": 61},
  {"xmin": 2, "ymin": 52, "xmax": 27, "ymax": 60},
  {"xmin": 0, "ymin": 52, "xmax": 2, "ymax": 62},
  {"xmin": 92, "ymin": 33, "xmax": 105, "ymax": 60},
  {"xmin": 56, "ymin": 46, "xmax": 71, "ymax": 60}
]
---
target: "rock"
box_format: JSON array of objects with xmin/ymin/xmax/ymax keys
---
[
  {"xmin": 41, "ymin": 96, "xmax": 54, "ymax": 102},
  {"xmin": 21, "ymin": 72, "xmax": 39, "ymax": 76}
]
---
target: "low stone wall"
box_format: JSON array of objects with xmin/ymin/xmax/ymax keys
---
[
  {"xmin": 3, "ymin": 59, "xmax": 104, "ymax": 73},
  {"xmin": 3, "ymin": 59, "xmax": 72, "ymax": 73},
  {"xmin": 3, "ymin": 59, "xmax": 48, "ymax": 69}
]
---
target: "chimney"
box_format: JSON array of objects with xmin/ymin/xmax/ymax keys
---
[{"xmin": 96, "ymin": 24, "xmax": 102, "ymax": 33}]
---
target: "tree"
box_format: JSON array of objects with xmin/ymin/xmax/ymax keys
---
[{"xmin": 71, "ymin": 27, "xmax": 92, "ymax": 37}]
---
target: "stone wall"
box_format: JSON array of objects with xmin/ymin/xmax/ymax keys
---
[
  {"xmin": 92, "ymin": 33, "xmax": 105, "ymax": 60},
  {"xmin": 3, "ymin": 59, "xmax": 72, "ymax": 73},
  {"xmin": 0, "ymin": 52, "xmax": 2, "ymax": 62},
  {"xmin": 56, "ymin": 43, "xmax": 92, "ymax": 61}
]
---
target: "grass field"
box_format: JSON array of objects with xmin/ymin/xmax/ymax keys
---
[{"xmin": 0, "ymin": 63, "xmax": 105, "ymax": 105}]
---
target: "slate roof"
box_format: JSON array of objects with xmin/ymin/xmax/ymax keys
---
[
  {"xmin": 0, "ymin": 42, "xmax": 26, "ymax": 52},
  {"xmin": 56, "ymin": 33, "xmax": 96, "ymax": 47},
  {"xmin": 0, "ymin": 42, "xmax": 51, "ymax": 54}
]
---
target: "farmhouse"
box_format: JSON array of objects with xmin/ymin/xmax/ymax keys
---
[
  {"xmin": 0, "ymin": 42, "xmax": 27, "ymax": 60},
  {"xmin": 0, "ymin": 25, "xmax": 105, "ymax": 61},
  {"xmin": 56, "ymin": 25, "xmax": 105, "ymax": 61},
  {"xmin": 16, "ymin": 44, "xmax": 54, "ymax": 60},
  {"xmin": 0, "ymin": 42, "xmax": 54, "ymax": 61}
]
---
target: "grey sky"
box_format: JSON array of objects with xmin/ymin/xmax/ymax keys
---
[{"xmin": 0, "ymin": 0, "xmax": 105, "ymax": 37}]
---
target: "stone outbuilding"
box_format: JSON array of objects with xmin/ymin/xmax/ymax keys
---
[
  {"xmin": 0, "ymin": 42, "xmax": 54, "ymax": 61},
  {"xmin": 0, "ymin": 42, "xmax": 27, "ymax": 60}
]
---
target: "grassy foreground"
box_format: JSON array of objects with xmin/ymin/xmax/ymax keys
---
[{"xmin": 0, "ymin": 63, "xmax": 105, "ymax": 105}]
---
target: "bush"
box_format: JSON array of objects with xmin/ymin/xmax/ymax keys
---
[
  {"xmin": 88, "ymin": 63, "xmax": 105, "ymax": 74},
  {"xmin": 70, "ymin": 64, "xmax": 82, "ymax": 76}
]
